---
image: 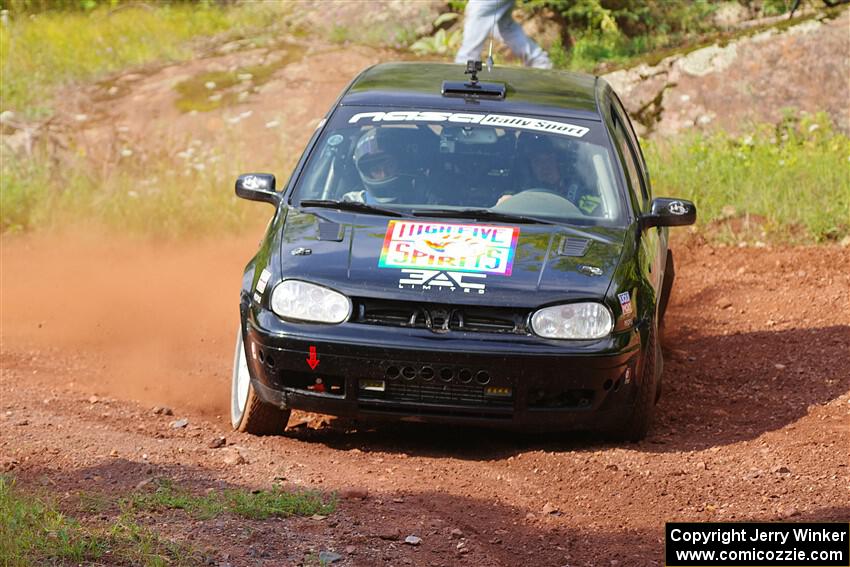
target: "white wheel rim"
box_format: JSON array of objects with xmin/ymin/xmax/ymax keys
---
[
  {"xmin": 236, "ymin": 341, "xmax": 250, "ymax": 409},
  {"xmin": 231, "ymin": 328, "xmax": 251, "ymax": 427}
]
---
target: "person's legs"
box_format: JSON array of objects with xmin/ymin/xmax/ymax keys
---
[
  {"xmin": 454, "ymin": 0, "xmax": 514, "ymax": 64},
  {"xmin": 496, "ymin": 9, "xmax": 552, "ymax": 69}
]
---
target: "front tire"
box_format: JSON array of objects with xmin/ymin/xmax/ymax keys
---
[
  {"xmin": 231, "ymin": 327, "xmax": 291, "ymax": 435},
  {"xmin": 607, "ymin": 324, "xmax": 660, "ymax": 442}
]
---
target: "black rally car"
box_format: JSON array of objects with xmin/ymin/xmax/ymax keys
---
[{"xmin": 230, "ymin": 62, "xmax": 695, "ymax": 441}]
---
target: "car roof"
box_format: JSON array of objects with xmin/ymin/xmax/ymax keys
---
[{"xmin": 341, "ymin": 62, "xmax": 604, "ymax": 121}]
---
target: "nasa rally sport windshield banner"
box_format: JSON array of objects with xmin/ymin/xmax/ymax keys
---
[
  {"xmin": 348, "ymin": 110, "xmax": 590, "ymax": 139},
  {"xmin": 379, "ymin": 220, "xmax": 520, "ymax": 276}
]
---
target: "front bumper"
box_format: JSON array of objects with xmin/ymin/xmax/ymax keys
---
[{"xmin": 242, "ymin": 308, "xmax": 646, "ymax": 431}]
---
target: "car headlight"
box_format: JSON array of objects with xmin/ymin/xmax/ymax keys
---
[
  {"xmin": 270, "ymin": 280, "xmax": 351, "ymax": 324},
  {"xmin": 530, "ymin": 302, "xmax": 613, "ymax": 340}
]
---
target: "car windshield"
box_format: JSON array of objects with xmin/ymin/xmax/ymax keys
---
[{"xmin": 291, "ymin": 107, "xmax": 625, "ymax": 226}]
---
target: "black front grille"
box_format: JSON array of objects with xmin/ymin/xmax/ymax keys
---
[
  {"xmin": 351, "ymin": 298, "xmax": 530, "ymax": 334},
  {"xmin": 360, "ymin": 380, "xmax": 512, "ymax": 407}
]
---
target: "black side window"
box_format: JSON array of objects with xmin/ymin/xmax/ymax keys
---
[
  {"xmin": 611, "ymin": 94, "xmax": 649, "ymax": 182},
  {"xmin": 611, "ymin": 112, "xmax": 647, "ymax": 213},
  {"xmin": 611, "ymin": 95, "xmax": 649, "ymax": 170}
]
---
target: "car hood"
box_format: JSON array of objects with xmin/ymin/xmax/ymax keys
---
[{"xmin": 278, "ymin": 209, "xmax": 626, "ymax": 308}]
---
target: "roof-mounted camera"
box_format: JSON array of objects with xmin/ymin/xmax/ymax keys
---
[
  {"xmin": 465, "ymin": 59, "xmax": 483, "ymax": 85},
  {"xmin": 442, "ymin": 59, "xmax": 505, "ymax": 100}
]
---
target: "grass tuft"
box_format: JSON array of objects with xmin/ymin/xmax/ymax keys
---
[
  {"xmin": 123, "ymin": 478, "xmax": 336, "ymax": 521},
  {"xmin": 122, "ymin": 480, "xmax": 225, "ymax": 521},
  {"xmin": 1, "ymin": 476, "xmax": 334, "ymax": 565},
  {"xmin": 0, "ymin": 476, "xmax": 201, "ymax": 566}
]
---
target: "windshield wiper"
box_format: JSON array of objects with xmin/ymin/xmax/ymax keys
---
[
  {"xmin": 298, "ymin": 199, "xmax": 406, "ymax": 217},
  {"xmin": 410, "ymin": 208, "xmax": 557, "ymax": 225}
]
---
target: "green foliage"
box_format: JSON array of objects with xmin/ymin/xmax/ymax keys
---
[
  {"xmin": 406, "ymin": 10, "xmax": 462, "ymax": 55},
  {"xmin": 123, "ymin": 479, "xmax": 337, "ymax": 520},
  {"xmin": 0, "ymin": 0, "xmax": 227, "ymax": 14},
  {"xmin": 531, "ymin": 0, "xmax": 620, "ymax": 33},
  {"xmin": 548, "ymin": 36, "xmax": 570, "ymax": 68},
  {"xmin": 0, "ymin": 2, "xmax": 284, "ymax": 115},
  {"xmin": 512, "ymin": 0, "xmax": 723, "ymax": 72},
  {"xmin": 0, "ymin": 0, "xmax": 109, "ymax": 12},
  {"xmin": 515, "ymin": 0, "xmax": 722, "ymax": 71},
  {"xmin": 645, "ymin": 112, "xmax": 850, "ymax": 243},
  {"xmin": 433, "ymin": 11, "xmax": 461, "ymax": 27},
  {"xmin": 761, "ymin": 0, "xmax": 795, "ymax": 16},
  {"xmin": 410, "ymin": 27, "xmax": 463, "ymax": 55},
  {"xmin": 447, "ymin": 0, "xmax": 468, "ymax": 12},
  {"xmin": 520, "ymin": 0, "xmax": 719, "ymax": 37}
]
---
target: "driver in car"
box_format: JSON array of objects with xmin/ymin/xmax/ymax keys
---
[
  {"xmin": 497, "ymin": 133, "xmax": 602, "ymax": 215},
  {"xmin": 343, "ymin": 128, "xmax": 426, "ymax": 205}
]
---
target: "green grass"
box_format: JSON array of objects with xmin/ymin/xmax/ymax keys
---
[
  {"xmin": 122, "ymin": 480, "xmax": 225, "ymax": 521},
  {"xmin": 645, "ymin": 112, "xmax": 850, "ymax": 243},
  {"xmin": 0, "ymin": 475, "xmax": 336, "ymax": 565},
  {"xmin": 1, "ymin": 151, "xmax": 247, "ymax": 235},
  {"xmin": 3, "ymin": 113, "xmax": 847, "ymax": 243},
  {"xmin": 0, "ymin": 2, "xmax": 286, "ymax": 116},
  {"xmin": 106, "ymin": 515, "xmax": 204, "ymax": 567},
  {"xmin": 327, "ymin": 18, "xmax": 425, "ymax": 50},
  {"xmin": 553, "ymin": 30, "xmax": 675, "ymax": 73},
  {"xmin": 0, "ymin": 150, "xmax": 52, "ymax": 233},
  {"xmin": 123, "ymin": 478, "xmax": 336, "ymax": 521},
  {"xmin": 0, "ymin": 130, "xmax": 296, "ymax": 235},
  {"xmin": 328, "ymin": 24, "xmax": 353, "ymax": 44},
  {"xmin": 0, "ymin": 476, "xmax": 201, "ymax": 566}
]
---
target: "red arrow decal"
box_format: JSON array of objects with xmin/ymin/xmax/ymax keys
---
[{"xmin": 306, "ymin": 346, "xmax": 320, "ymax": 370}]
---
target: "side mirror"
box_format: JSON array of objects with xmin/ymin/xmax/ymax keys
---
[
  {"xmin": 235, "ymin": 173, "xmax": 279, "ymax": 205},
  {"xmin": 642, "ymin": 198, "xmax": 696, "ymax": 229}
]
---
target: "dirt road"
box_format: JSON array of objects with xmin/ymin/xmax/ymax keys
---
[
  {"xmin": 2, "ymin": 21, "xmax": 849, "ymax": 565},
  {"xmin": 2, "ymin": 233, "xmax": 848, "ymax": 566}
]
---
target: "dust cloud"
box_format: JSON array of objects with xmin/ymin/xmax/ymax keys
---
[{"xmin": 1, "ymin": 228, "xmax": 265, "ymax": 417}]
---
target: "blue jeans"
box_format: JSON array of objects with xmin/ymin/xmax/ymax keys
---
[{"xmin": 454, "ymin": 0, "xmax": 553, "ymax": 69}]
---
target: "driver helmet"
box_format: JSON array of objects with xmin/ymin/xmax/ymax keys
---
[
  {"xmin": 517, "ymin": 133, "xmax": 561, "ymax": 188},
  {"xmin": 518, "ymin": 132, "xmax": 556, "ymax": 155},
  {"xmin": 354, "ymin": 128, "xmax": 409, "ymax": 200}
]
